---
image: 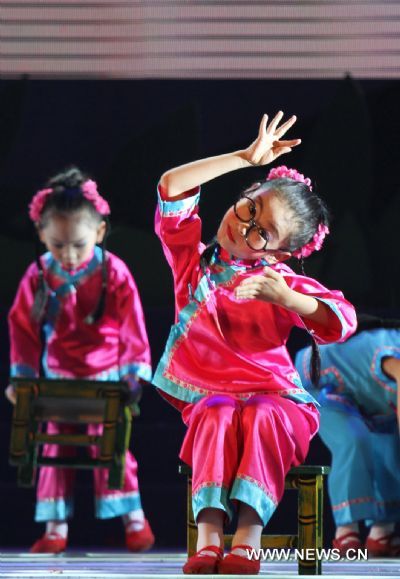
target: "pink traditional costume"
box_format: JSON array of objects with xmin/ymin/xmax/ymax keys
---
[
  {"xmin": 9, "ymin": 247, "xmax": 152, "ymax": 522},
  {"xmin": 153, "ymin": 183, "xmax": 357, "ymax": 526}
]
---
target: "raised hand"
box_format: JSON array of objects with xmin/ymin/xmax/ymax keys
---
[{"xmin": 243, "ymin": 112, "xmax": 301, "ymax": 167}]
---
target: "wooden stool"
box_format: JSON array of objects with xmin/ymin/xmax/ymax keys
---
[
  {"xmin": 9, "ymin": 377, "xmax": 132, "ymax": 490},
  {"xmin": 179, "ymin": 463, "xmax": 330, "ymax": 575}
]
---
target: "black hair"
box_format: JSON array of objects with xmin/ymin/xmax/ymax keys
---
[
  {"xmin": 244, "ymin": 178, "xmax": 330, "ymax": 253},
  {"xmin": 200, "ymin": 175, "xmax": 330, "ymax": 387},
  {"xmin": 31, "ymin": 166, "xmax": 109, "ymax": 325},
  {"xmin": 354, "ymin": 313, "xmax": 400, "ymax": 335},
  {"xmin": 38, "ymin": 167, "xmax": 103, "ymax": 227}
]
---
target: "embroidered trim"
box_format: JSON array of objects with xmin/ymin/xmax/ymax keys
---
[
  {"xmin": 370, "ymin": 346, "xmax": 400, "ymax": 394},
  {"xmin": 332, "ymin": 496, "xmax": 375, "ymax": 511},
  {"xmin": 236, "ymin": 473, "xmax": 278, "ymax": 505}
]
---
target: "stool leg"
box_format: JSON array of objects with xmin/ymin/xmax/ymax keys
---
[
  {"xmin": 187, "ymin": 475, "xmax": 197, "ymax": 557},
  {"xmin": 10, "ymin": 383, "xmax": 32, "ymax": 466},
  {"xmin": 100, "ymin": 389, "xmax": 119, "ymax": 462},
  {"xmin": 298, "ymin": 474, "xmax": 323, "ymax": 575},
  {"xmin": 108, "ymin": 407, "xmax": 131, "ymax": 490}
]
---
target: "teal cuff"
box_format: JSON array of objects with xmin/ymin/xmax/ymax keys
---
[
  {"xmin": 35, "ymin": 497, "xmax": 74, "ymax": 522},
  {"xmin": 192, "ymin": 484, "xmax": 233, "ymax": 523},
  {"xmin": 95, "ymin": 491, "xmax": 142, "ymax": 519},
  {"xmin": 230, "ymin": 476, "xmax": 277, "ymax": 527}
]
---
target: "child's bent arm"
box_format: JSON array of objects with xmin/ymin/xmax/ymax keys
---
[
  {"xmin": 160, "ymin": 112, "xmax": 300, "ymax": 199},
  {"xmin": 281, "ymin": 289, "xmax": 342, "ymax": 333},
  {"xmin": 8, "ymin": 264, "xmax": 42, "ymax": 379},
  {"xmin": 160, "ymin": 152, "xmax": 249, "ymax": 199},
  {"xmin": 381, "ymin": 357, "xmax": 400, "ymax": 432}
]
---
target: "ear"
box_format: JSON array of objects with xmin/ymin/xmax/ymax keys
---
[
  {"xmin": 265, "ymin": 250, "xmax": 292, "ymax": 264},
  {"xmin": 96, "ymin": 220, "xmax": 107, "ymax": 244},
  {"xmin": 36, "ymin": 223, "xmax": 46, "ymax": 244}
]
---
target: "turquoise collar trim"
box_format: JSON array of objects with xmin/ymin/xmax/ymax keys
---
[{"xmin": 46, "ymin": 246, "xmax": 102, "ymax": 284}]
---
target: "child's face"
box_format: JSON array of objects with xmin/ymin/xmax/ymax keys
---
[
  {"xmin": 216, "ymin": 189, "xmax": 294, "ymax": 262},
  {"xmin": 38, "ymin": 210, "xmax": 106, "ymax": 270}
]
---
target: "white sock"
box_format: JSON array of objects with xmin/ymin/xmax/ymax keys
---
[
  {"xmin": 123, "ymin": 509, "xmax": 145, "ymax": 532},
  {"xmin": 335, "ymin": 523, "xmax": 359, "ymax": 541},
  {"xmin": 46, "ymin": 520, "xmax": 68, "ymax": 539},
  {"xmin": 368, "ymin": 523, "xmax": 395, "ymax": 540}
]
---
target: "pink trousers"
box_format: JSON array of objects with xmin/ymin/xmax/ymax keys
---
[
  {"xmin": 35, "ymin": 422, "xmax": 142, "ymax": 522},
  {"xmin": 180, "ymin": 394, "xmax": 319, "ymax": 525}
]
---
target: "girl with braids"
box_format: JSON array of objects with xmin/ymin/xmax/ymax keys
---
[
  {"xmin": 5, "ymin": 167, "xmax": 154, "ymax": 554},
  {"xmin": 295, "ymin": 313, "xmax": 400, "ymax": 558},
  {"xmin": 153, "ymin": 112, "xmax": 356, "ymax": 575}
]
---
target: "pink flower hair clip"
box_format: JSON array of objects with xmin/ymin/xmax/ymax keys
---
[
  {"xmin": 29, "ymin": 188, "xmax": 53, "ymax": 222},
  {"xmin": 81, "ymin": 180, "xmax": 111, "ymax": 216},
  {"xmin": 292, "ymin": 223, "xmax": 330, "ymax": 259},
  {"xmin": 28, "ymin": 180, "xmax": 110, "ymax": 222},
  {"xmin": 267, "ymin": 165, "xmax": 312, "ymax": 189}
]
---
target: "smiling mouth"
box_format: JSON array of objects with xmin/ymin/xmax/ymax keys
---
[{"xmin": 226, "ymin": 224, "xmax": 235, "ymax": 243}]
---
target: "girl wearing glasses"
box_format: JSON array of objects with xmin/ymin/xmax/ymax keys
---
[{"xmin": 153, "ymin": 112, "xmax": 356, "ymax": 575}]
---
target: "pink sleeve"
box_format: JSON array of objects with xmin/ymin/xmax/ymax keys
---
[
  {"xmin": 154, "ymin": 183, "xmax": 205, "ymax": 311},
  {"xmin": 115, "ymin": 265, "xmax": 152, "ymax": 387},
  {"xmin": 8, "ymin": 263, "xmax": 42, "ymax": 378},
  {"xmin": 281, "ymin": 270, "xmax": 357, "ymax": 344}
]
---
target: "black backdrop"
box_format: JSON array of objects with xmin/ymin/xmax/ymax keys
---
[{"xmin": 0, "ymin": 76, "xmax": 399, "ymax": 548}]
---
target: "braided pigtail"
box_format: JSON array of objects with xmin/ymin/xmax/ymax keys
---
[
  {"xmin": 31, "ymin": 237, "xmax": 49, "ymax": 323},
  {"xmin": 84, "ymin": 218, "xmax": 109, "ymax": 325}
]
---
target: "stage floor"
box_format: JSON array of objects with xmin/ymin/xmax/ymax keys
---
[{"xmin": 1, "ymin": 551, "xmax": 400, "ymax": 578}]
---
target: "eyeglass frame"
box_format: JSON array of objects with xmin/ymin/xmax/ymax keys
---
[{"xmin": 233, "ymin": 194, "xmax": 290, "ymax": 254}]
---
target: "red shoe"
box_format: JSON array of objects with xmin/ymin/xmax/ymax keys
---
[
  {"xmin": 332, "ymin": 532, "xmax": 363, "ymax": 557},
  {"xmin": 218, "ymin": 544, "xmax": 261, "ymax": 575},
  {"xmin": 183, "ymin": 545, "xmax": 224, "ymax": 575},
  {"xmin": 30, "ymin": 532, "xmax": 67, "ymax": 554},
  {"xmin": 366, "ymin": 533, "xmax": 400, "ymax": 557},
  {"xmin": 125, "ymin": 519, "xmax": 155, "ymax": 552}
]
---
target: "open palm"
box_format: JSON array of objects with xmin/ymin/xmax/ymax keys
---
[{"xmin": 245, "ymin": 112, "xmax": 301, "ymax": 166}]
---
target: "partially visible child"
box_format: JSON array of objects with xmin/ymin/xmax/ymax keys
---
[
  {"xmin": 296, "ymin": 314, "xmax": 400, "ymax": 557},
  {"xmin": 153, "ymin": 112, "xmax": 357, "ymax": 574},
  {"xmin": 6, "ymin": 167, "xmax": 154, "ymax": 553}
]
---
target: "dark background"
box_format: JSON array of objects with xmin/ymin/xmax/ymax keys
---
[{"xmin": 0, "ymin": 76, "xmax": 399, "ymax": 549}]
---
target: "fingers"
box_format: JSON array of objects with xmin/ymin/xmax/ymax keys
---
[
  {"xmin": 235, "ymin": 277, "xmax": 263, "ymax": 299},
  {"xmin": 263, "ymin": 267, "xmax": 282, "ymax": 280},
  {"xmin": 275, "ymin": 138, "xmax": 301, "ymax": 148},
  {"xmin": 235, "ymin": 286, "xmax": 259, "ymax": 300},
  {"xmin": 274, "ymin": 114, "xmax": 297, "ymax": 138},
  {"xmin": 5, "ymin": 385, "xmax": 16, "ymax": 405},
  {"xmin": 266, "ymin": 110, "xmax": 284, "ymax": 134},
  {"xmin": 237, "ymin": 275, "xmax": 265, "ymax": 286},
  {"xmin": 258, "ymin": 113, "xmax": 268, "ymax": 138}
]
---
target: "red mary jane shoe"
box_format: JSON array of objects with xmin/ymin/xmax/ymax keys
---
[
  {"xmin": 183, "ymin": 545, "xmax": 224, "ymax": 574},
  {"xmin": 332, "ymin": 531, "xmax": 363, "ymax": 557},
  {"xmin": 366, "ymin": 533, "xmax": 400, "ymax": 557},
  {"xmin": 218, "ymin": 544, "xmax": 261, "ymax": 575},
  {"xmin": 30, "ymin": 532, "xmax": 67, "ymax": 554},
  {"xmin": 125, "ymin": 519, "xmax": 155, "ymax": 552}
]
